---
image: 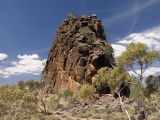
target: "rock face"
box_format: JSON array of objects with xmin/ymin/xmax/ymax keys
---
[{"xmin": 42, "ymin": 14, "xmax": 115, "ymax": 93}]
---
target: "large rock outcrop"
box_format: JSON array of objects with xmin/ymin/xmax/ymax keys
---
[{"xmin": 42, "ymin": 14, "xmax": 115, "ymax": 93}]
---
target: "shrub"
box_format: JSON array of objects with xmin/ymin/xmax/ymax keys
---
[
  {"xmin": 103, "ymin": 44, "xmax": 114, "ymax": 55},
  {"xmin": 130, "ymin": 77, "xmax": 145, "ymax": 101},
  {"xmin": 0, "ymin": 85, "xmax": 23, "ymax": 102},
  {"xmin": 26, "ymin": 80, "xmax": 40, "ymax": 90},
  {"xmin": 0, "ymin": 85, "xmax": 39, "ymax": 119},
  {"xmin": 78, "ymin": 84, "xmax": 96, "ymax": 100},
  {"xmin": 49, "ymin": 96, "xmax": 60, "ymax": 110},
  {"xmin": 78, "ymin": 26, "xmax": 93, "ymax": 34},
  {"xmin": 17, "ymin": 80, "xmax": 26, "ymax": 90},
  {"xmin": 62, "ymin": 89, "xmax": 73, "ymax": 99},
  {"xmin": 21, "ymin": 93, "xmax": 38, "ymax": 114},
  {"xmin": 93, "ymin": 67, "xmax": 108, "ymax": 87},
  {"xmin": 93, "ymin": 67, "xmax": 131, "ymax": 95},
  {"xmin": 145, "ymin": 75, "xmax": 160, "ymax": 97}
]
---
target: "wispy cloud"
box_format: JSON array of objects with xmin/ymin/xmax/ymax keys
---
[
  {"xmin": 127, "ymin": 17, "xmax": 138, "ymax": 35},
  {"xmin": 103, "ymin": 0, "xmax": 159, "ymax": 26},
  {"xmin": 0, "ymin": 54, "xmax": 46, "ymax": 78}
]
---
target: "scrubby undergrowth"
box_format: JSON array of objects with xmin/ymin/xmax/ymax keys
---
[{"xmin": 0, "ymin": 79, "xmax": 160, "ymax": 120}]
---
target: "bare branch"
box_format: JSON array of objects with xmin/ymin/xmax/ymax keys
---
[
  {"xmin": 115, "ymin": 89, "xmax": 131, "ymax": 120},
  {"xmin": 129, "ymin": 67, "xmax": 141, "ymax": 77}
]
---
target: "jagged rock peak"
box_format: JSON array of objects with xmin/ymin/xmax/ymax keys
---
[{"xmin": 42, "ymin": 13, "xmax": 115, "ymax": 93}]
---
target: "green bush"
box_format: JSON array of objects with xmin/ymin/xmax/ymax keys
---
[
  {"xmin": 145, "ymin": 75, "xmax": 160, "ymax": 97},
  {"xmin": 78, "ymin": 84, "xmax": 96, "ymax": 100},
  {"xmin": 18, "ymin": 80, "xmax": 26, "ymax": 90},
  {"xmin": 93, "ymin": 67, "xmax": 131, "ymax": 94},
  {"xmin": 78, "ymin": 26, "xmax": 92, "ymax": 34},
  {"xmin": 130, "ymin": 77, "xmax": 145, "ymax": 101},
  {"xmin": 0, "ymin": 85, "xmax": 23, "ymax": 102},
  {"xmin": 0, "ymin": 85, "xmax": 39, "ymax": 119},
  {"xmin": 103, "ymin": 44, "xmax": 114, "ymax": 55},
  {"xmin": 21, "ymin": 93, "xmax": 38, "ymax": 113},
  {"xmin": 26, "ymin": 79, "xmax": 41, "ymax": 90},
  {"xmin": 62, "ymin": 89, "xmax": 73, "ymax": 99},
  {"xmin": 50, "ymin": 97, "xmax": 60, "ymax": 110}
]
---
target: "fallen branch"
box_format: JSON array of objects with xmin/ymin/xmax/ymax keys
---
[{"xmin": 115, "ymin": 90, "xmax": 131, "ymax": 120}]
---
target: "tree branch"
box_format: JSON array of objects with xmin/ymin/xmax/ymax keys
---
[{"xmin": 129, "ymin": 67, "xmax": 141, "ymax": 77}]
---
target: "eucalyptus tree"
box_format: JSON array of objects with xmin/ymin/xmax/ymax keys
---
[{"xmin": 117, "ymin": 42, "xmax": 158, "ymax": 82}]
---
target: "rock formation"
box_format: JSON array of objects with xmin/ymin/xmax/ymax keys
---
[{"xmin": 42, "ymin": 14, "xmax": 115, "ymax": 93}]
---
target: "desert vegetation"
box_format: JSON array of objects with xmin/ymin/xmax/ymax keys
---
[
  {"xmin": 0, "ymin": 81, "xmax": 39, "ymax": 119},
  {"xmin": 0, "ymin": 42, "xmax": 160, "ymax": 120}
]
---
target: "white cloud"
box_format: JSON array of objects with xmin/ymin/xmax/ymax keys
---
[
  {"xmin": 118, "ymin": 26, "xmax": 160, "ymax": 51},
  {"xmin": 0, "ymin": 53, "xmax": 8, "ymax": 61},
  {"xmin": 112, "ymin": 25, "xmax": 160, "ymax": 77},
  {"xmin": 111, "ymin": 44, "xmax": 126, "ymax": 57},
  {"xmin": 17, "ymin": 54, "xmax": 40, "ymax": 59},
  {"xmin": 129, "ymin": 67, "xmax": 160, "ymax": 78},
  {"xmin": 0, "ymin": 54, "xmax": 46, "ymax": 78}
]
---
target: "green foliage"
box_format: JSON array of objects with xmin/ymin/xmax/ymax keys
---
[
  {"xmin": 93, "ymin": 66, "xmax": 131, "ymax": 92},
  {"xmin": 0, "ymin": 85, "xmax": 39, "ymax": 119},
  {"xmin": 145, "ymin": 75, "xmax": 160, "ymax": 97},
  {"xmin": 0, "ymin": 85, "xmax": 23, "ymax": 102},
  {"xmin": 117, "ymin": 42, "xmax": 158, "ymax": 81},
  {"xmin": 17, "ymin": 80, "xmax": 26, "ymax": 90},
  {"xmin": 103, "ymin": 44, "xmax": 114, "ymax": 55},
  {"xmin": 92, "ymin": 67, "xmax": 109, "ymax": 87},
  {"xmin": 18, "ymin": 79, "xmax": 43, "ymax": 91},
  {"xmin": 78, "ymin": 84, "xmax": 96, "ymax": 99},
  {"xmin": 67, "ymin": 13, "xmax": 77, "ymax": 20},
  {"xmin": 78, "ymin": 26, "xmax": 92, "ymax": 34},
  {"xmin": 21, "ymin": 93, "xmax": 38, "ymax": 113},
  {"xmin": 62, "ymin": 89, "xmax": 73, "ymax": 99},
  {"xmin": 26, "ymin": 79, "xmax": 41, "ymax": 90},
  {"xmin": 130, "ymin": 77, "xmax": 145, "ymax": 101},
  {"xmin": 50, "ymin": 96, "xmax": 60, "ymax": 110}
]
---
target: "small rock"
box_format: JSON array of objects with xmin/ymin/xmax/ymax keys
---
[
  {"xmin": 115, "ymin": 105, "xmax": 122, "ymax": 112},
  {"xmin": 130, "ymin": 116, "xmax": 136, "ymax": 120},
  {"xmin": 82, "ymin": 102, "xmax": 88, "ymax": 107},
  {"xmin": 55, "ymin": 112, "xmax": 63, "ymax": 115}
]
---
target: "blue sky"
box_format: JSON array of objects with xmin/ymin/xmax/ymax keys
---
[{"xmin": 0, "ymin": 0, "xmax": 160, "ymax": 84}]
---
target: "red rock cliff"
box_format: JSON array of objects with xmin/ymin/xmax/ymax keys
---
[{"xmin": 42, "ymin": 14, "xmax": 115, "ymax": 93}]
